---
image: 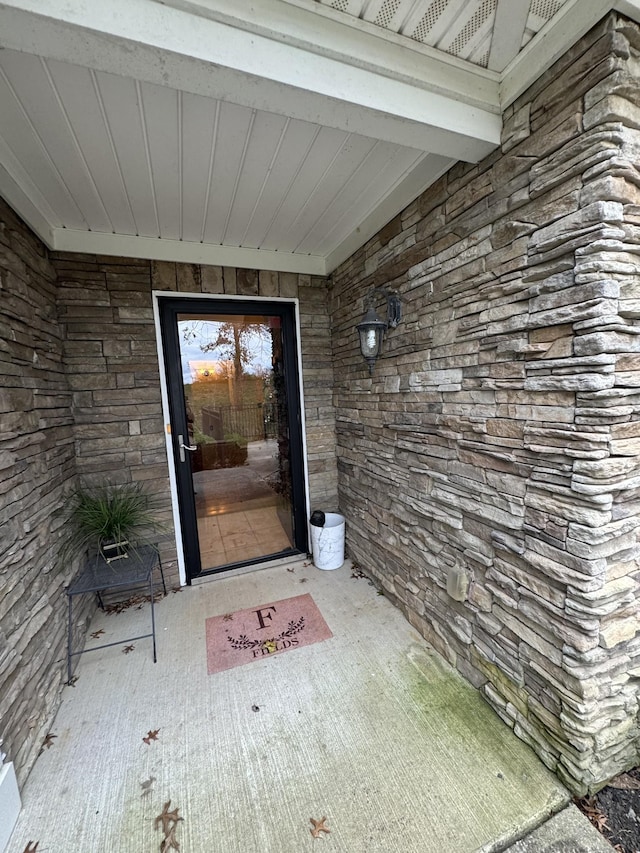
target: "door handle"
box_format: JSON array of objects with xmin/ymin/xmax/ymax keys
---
[{"xmin": 178, "ymin": 434, "xmax": 197, "ymax": 463}]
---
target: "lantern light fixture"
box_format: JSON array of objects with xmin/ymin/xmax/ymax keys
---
[{"xmin": 356, "ymin": 287, "xmax": 402, "ymax": 374}]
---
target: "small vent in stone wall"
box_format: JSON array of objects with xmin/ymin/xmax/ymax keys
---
[
  {"xmin": 411, "ymin": 0, "xmax": 449, "ymax": 43},
  {"xmin": 375, "ymin": 0, "xmax": 402, "ymax": 28},
  {"xmin": 448, "ymin": 0, "xmax": 495, "ymax": 56}
]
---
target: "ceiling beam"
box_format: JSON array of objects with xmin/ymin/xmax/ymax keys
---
[
  {"xmin": 168, "ymin": 0, "xmax": 499, "ymax": 108},
  {"xmin": 488, "ymin": 0, "xmax": 530, "ymax": 72},
  {"xmin": 51, "ymin": 229, "xmax": 328, "ymax": 276},
  {"xmin": 0, "ymin": 0, "xmax": 501, "ymax": 163}
]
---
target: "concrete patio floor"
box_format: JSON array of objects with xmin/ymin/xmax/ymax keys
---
[{"xmin": 6, "ymin": 557, "xmax": 611, "ymax": 852}]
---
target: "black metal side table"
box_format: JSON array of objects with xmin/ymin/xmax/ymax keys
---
[{"xmin": 66, "ymin": 545, "xmax": 166, "ymax": 682}]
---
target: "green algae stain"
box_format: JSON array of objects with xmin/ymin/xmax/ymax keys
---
[{"xmin": 403, "ymin": 644, "xmax": 567, "ymax": 801}]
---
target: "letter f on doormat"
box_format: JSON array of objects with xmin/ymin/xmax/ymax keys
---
[{"xmin": 205, "ymin": 594, "xmax": 333, "ymax": 674}]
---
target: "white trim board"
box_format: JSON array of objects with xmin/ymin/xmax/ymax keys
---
[{"xmin": 52, "ymin": 230, "xmax": 327, "ymax": 276}]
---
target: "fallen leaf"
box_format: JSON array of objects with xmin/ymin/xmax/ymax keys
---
[
  {"xmin": 299, "ymin": 578, "xmax": 308, "ymax": 584},
  {"xmin": 592, "ymin": 811, "xmax": 608, "ymax": 831},
  {"xmin": 155, "ymin": 800, "xmax": 183, "ymax": 836},
  {"xmin": 310, "ymin": 816, "xmax": 330, "ymax": 838},
  {"xmin": 91, "ymin": 629, "xmax": 105, "ymax": 639},
  {"xmin": 105, "ymin": 595, "xmax": 147, "ymax": 613},
  {"xmin": 575, "ymin": 796, "xmax": 609, "ymax": 832},
  {"xmin": 143, "ymin": 729, "xmax": 160, "ymax": 745},
  {"xmin": 105, "ymin": 590, "xmax": 164, "ymax": 613},
  {"xmin": 140, "ymin": 776, "xmax": 156, "ymax": 797},
  {"xmin": 23, "ymin": 843, "xmax": 39, "ymax": 853},
  {"xmin": 287, "ymin": 567, "xmax": 295, "ymax": 573},
  {"xmin": 160, "ymin": 824, "xmax": 181, "ymax": 851},
  {"xmin": 607, "ymin": 772, "xmax": 640, "ymax": 790},
  {"xmin": 42, "ymin": 733, "xmax": 57, "ymax": 749},
  {"xmin": 123, "ymin": 645, "xmax": 135, "ymax": 654},
  {"xmin": 222, "ymin": 613, "xmax": 234, "ymax": 622}
]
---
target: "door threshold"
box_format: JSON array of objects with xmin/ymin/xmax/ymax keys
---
[{"xmin": 190, "ymin": 552, "xmax": 307, "ymax": 584}]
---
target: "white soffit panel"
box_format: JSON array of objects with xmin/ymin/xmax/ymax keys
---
[
  {"xmin": 0, "ymin": 48, "xmax": 438, "ymax": 275},
  {"xmin": 0, "ymin": 0, "xmax": 507, "ymax": 273},
  {"xmin": 314, "ymin": 0, "xmax": 565, "ymax": 69},
  {"xmin": 1, "ymin": 0, "xmax": 634, "ymax": 273}
]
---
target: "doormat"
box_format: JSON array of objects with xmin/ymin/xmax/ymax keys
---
[{"xmin": 206, "ymin": 593, "xmax": 333, "ymax": 674}]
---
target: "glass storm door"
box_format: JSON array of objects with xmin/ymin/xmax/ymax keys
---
[{"xmin": 159, "ymin": 298, "xmax": 307, "ymax": 581}]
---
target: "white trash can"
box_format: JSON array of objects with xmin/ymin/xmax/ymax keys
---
[{"xmin": 310, "ymin": 512, "xmax": 345, "ymax": 571}]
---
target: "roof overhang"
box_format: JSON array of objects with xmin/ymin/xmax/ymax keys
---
[{"xmin": 0, "ymin": 0, "xmax": 637, "ymax": 274}]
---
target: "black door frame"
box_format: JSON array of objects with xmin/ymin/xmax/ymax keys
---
[{"xmin": 158, "ymin": 295, "xmax": 309, "ymax": 583}]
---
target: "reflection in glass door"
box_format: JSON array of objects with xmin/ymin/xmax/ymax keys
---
[{"xmin": 160, "ymin": 299, "xmax": 307, "ymax": 580}]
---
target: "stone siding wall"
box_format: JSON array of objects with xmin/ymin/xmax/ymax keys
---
[
  {"xmin": 1, "ymin": 229, "xmax": 336, "ymax": 785},
  {"xmin": 53, "ymin": 253, "xmax": 178, "ymax": 575},
  {"xmin": 0, "ymin": 199, "xmax": 83, "ymax": 785},
  {"xmin": 51, "ymin": 255, "xmax": 338, "ymax": 582},
  {"xmin": 330, "ymin": 13, "xmax": 640, "ymax": 793}
]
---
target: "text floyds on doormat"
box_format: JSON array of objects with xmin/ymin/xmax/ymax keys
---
[{"xmin": 206, "ymin": 593, "xmax": 333, "ymax": 674}]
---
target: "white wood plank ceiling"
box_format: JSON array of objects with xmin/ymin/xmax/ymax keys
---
[
  {"xmin": 0, "ymin": 48, "xmax": 432, "ymax": 268},
  {"xmin": 0, "ymin": 0, "xmax": 636, "ymax": 275}
]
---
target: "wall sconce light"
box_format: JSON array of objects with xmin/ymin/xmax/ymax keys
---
[{"xmin": 356, "ymin": 287, "xmax": 402, "ymax": 374}]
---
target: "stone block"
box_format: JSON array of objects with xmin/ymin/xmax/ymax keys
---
[
  {"xmin": 501, "ymin": 102, "xmax": 531, "ymax": 153},
  {"xmin": 279, "ymin": 272, "xmax": 299, "ymax": 298},
  {"xmin": 258, "ymin": 270, "xmax": 279, "ymax": 297},
  {"xmin": 600, "ymin": 618, "xmax": 639, "ymax": 649},
  {"xmin": 584, "ymin": 94, "xmax": 640, "ymax": 131},
  {"xmin": 176, "ymin": 263, "xmax": 200, "ymax": 293},
  {"xmin": 200, "ymin": 265, "xmax": 224, "ymax": 293},
  {"xmin": 222, "ymin": 267, "xmax": 237, "ymax": 294}
]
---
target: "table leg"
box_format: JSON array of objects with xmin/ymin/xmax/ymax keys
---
[
  {"xmin": 150, "ymin": 565, "xmax": 157, "ymax": 663},
  {"xmin": 158, "ymin": 554, "xmax": 167, "ymax": 595}
]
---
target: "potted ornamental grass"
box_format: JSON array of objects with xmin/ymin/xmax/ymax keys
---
[{"xmin": 59, "ymin": 481, "xmax": 165, "ymax": 566}]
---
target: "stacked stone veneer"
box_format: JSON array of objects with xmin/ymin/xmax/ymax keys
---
[
  {"xmin": 51, "ymin": 256, "xmax": 338, "ymax": 542},
  {"xmin": 0, "ymin": 198, "xmax": 89, "ymax": 786},
  {"xmin": 331, "ymin": 13, "xmax": 640, "ymax": 793},
  {"xmin": 1, "ymin": 223, "xmax": 337, "ymax": 786}
]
